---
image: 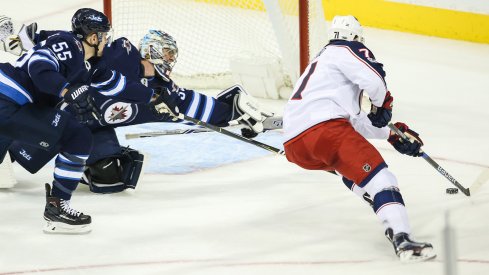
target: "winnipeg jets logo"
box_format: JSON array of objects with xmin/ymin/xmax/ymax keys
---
[
  {"xmin": 109, "ymin": 105, "xmax": 128, "ymax": 121},
  {"xmin": 51, "ymin": 113, "xmax": 61, "ymax": 127},
  {"xmin": 20, "ymin": 149, "xmax": 32, "ymax": 160},
  {"xmin": 122, "ymin": 39, "xmax": 132, "ymax": 55},
  {"xmin": 103, "ymin": 102, "xmax": 134, "ymax": 124},
  {"xmin": 88, "ymin": 15, "xmax": 103, "ymax": 22}
]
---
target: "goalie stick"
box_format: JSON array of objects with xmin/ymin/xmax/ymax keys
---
[
  {"xmin": 125, "ymin": 116, "xmax": 283, "ymax": 140},
  {"xmin": 126, "ymin": 128, "xmax": 210, "ymax": 139},
  {"xmin": 179, "ymin": 114, "xmax": 285, "ymax": 155},
  {"xmin": 388, "ymin": 123, "xmax": 471, "ymax": 196}
]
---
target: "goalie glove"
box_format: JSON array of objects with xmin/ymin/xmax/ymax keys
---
[
  {"xmin": 217, "ymin": 85, "xmax": 273, "ymax": 136},
  {"xmin": 150, "ymin": 87, "xmax": 180, "ymax": 121},
  {"xmin": 387, "ymin": 122, "xmax": 424, "ymax": 157},
  {"xmin": 0, "ymin": 15, "xmax": 21, "ymax": 56},
  {"xmin": 0, "ymin": 21, "xmax": 37, "ymax": 56},
  {"xmin": 0, "ymin": 15, "xmax": 13, "ymax": 41}
]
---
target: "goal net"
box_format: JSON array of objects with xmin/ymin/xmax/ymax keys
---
[{"xmin": 105, "ymin": 0, "xmax": 328, "ymax": 98}]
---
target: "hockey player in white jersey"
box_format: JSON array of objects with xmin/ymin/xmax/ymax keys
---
[{"xmin": 283, "ymin": 15, "xmax": 435, "ymax": 262}]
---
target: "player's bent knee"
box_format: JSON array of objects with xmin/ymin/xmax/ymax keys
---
[
  {"xmin": 60, "ymin": 118, "xmax": 94, "ymax": 153},
  {"xmin": 362, "ymin": 168, "xmax": 404, "ymax": 213},
  {"xmin": 362, "ymin": 168, "xmax": 398, "ymax": 197},
  {"xmin": 82, "ymin": 147, "xmax": 144, "ymax": 194}
]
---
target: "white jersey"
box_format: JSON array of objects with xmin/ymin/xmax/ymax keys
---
[{"xmin": 283, "ymin": 40, "xmax": 390, "ymax": 142}]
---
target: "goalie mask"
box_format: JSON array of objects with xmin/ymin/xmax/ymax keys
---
[
  {"xmin": 139, "ymin": 30, "xmax": 178, "ymax": 81},
  {"xmin": 328, "ymin": 15, "xmax": 364, "ymax": 43}
]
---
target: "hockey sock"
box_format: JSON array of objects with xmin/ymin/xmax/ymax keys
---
[
  {"xmin": 51, "ymin": 120, "xmax": 93, "ymax": 200},
  {"xmin": 363, "ymin": 168, "xmax": 411, "ymax": 235},
  {"xmin": 52, "ymin": 152, "xmax": 88, "ymax": 200},
  {"xmin": 372, "ymin": 188, "xmax": 411, "ymax": 235}
]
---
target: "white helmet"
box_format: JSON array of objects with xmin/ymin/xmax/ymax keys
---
[{"xmin": 328, "ymin": 15, "xmax": 364, "ymax": 43}]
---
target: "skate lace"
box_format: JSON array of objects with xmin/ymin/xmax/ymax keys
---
[{"xmin": 60, "ymin": 200, "xmax": 82, "ymax": 217}]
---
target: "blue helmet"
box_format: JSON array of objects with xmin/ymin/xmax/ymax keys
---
[{"xmin": 72, "ymin": 8, "xmax": 111, "ymax": 40}]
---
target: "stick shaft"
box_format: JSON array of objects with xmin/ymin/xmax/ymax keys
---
[
  {"xmin": 387, "ymin": 123, "xmax": 470, "ymax": 196},
  {"xmin": 125, "ymin": 128, "xmax": 210, "ymax": 139},
  {"xmin": 181, "ymin": 114, "xmax": 285, "ymax": 155}
]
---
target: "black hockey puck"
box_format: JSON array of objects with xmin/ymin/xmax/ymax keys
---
[{"xmin": 446, "ymin": 188, "xmax": 459, "ymax": 194}]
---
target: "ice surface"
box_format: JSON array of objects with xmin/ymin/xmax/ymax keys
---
[{"xmin": 1, "ymin": 1, "xmax": 489, "ymax": 274}]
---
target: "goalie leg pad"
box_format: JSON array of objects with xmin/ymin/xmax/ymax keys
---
[{"xmin": 83, "ymin": 147, "xmax": 144, "ymax": 194}]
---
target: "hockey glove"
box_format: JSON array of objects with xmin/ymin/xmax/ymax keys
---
[
  {"xmin": 63, "ymin": 84, "xmax": 102, "ymax": 125},
  {"xmin": 0, "ymin": 21, "xmax": 37, "ymax": 56},
  {"xmin": 150, "ymin": 87, "xmax": 180, "ymax": 121},
  {"xmin": 217, "ymin": 85, "xmax": 273, "ymax": 137},
  {"xmin": 388, "ymin": 122, "xmax": 424, "ymax": 157},
  {"xmin": 367, "ymin": 91, "xmax": 393, "ymax": 128}
]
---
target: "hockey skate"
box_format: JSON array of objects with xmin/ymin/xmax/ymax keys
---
[
  {"xmin": 43, "ymin": 183, "xmax": 92, "ymax": 234},
  {"xmin": 385, "ymin": 228, "xmax": 436, "ymax": 262}
]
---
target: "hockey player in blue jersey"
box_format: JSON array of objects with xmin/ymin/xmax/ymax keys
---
[
  {"xmin": 0, "ymin": 9, "xmax": 115, "ymax": 234},
  {"xmin": 2, "ymin": 17, "xmax": 274, "ymax": 193}
]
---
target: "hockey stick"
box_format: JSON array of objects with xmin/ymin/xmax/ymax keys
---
[
  {"xmin": 179, "ymin": 114, "xmax": 285, "ymax": 156},
  {"xmin": 388, "ymin": 123, "xmax": 471, "ymax": 196},
  {"xmin": 468, "ymin": 168, "xmax": 489, "ymax": 195},
  {"xmin": 126, "ymin": 128, "xmax": 211, "ymax": 139},
  {"xmin": 125, "ymin": 116, "xmax": 283, "ymax": 140}
]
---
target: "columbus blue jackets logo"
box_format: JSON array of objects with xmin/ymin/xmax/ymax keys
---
[{"xmin": 103, "ymin": 102, "xmax": 134, "ymax": 124}]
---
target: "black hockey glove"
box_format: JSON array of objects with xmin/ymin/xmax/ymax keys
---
[
  {"xmin": 368, "ymin": 91, "xmax": 393, "ymax": 128},
  {"xmin": 241, "ymin": 127, "xmax": 259, "ymax": 139},
  {"xmin": 388, "ymin": 122, "xmax": 424, "ymax": 157},
  {"xmin": 63, "ymin": 84, "xmax": 101, "ymax": 125},
  {"xmin": 149, "ymin": 87, "xmax": 180, "ymax": 121}
]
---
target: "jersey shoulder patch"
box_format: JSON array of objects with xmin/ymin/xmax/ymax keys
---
[{"xmin": 112, "ymin": 37, "xmax": 138, "ymax": 56}]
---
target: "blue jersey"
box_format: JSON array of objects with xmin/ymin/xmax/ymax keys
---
[
  {"xmin": 24, "ymin": 33, "xmax": 233, "ymax": 128},
  {"xmin": 81, "ymin": 38, "xmax": 232, "ymax": 129},
  {"xmin": 15, "ymin": 31, "xmax": 87, "ymax": 98},
  {"xmin": 8, "ymin": 31, "xmax": 153, "ymax": 106}
]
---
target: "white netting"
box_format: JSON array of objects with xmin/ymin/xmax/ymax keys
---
[{"xmin": 110, "ymin": 0, "xmax": 327, "ymax": 89}]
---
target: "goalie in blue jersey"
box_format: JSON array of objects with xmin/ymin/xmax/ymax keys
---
[{"xmin": 1, "ymin": 13, "xmax": 275, "ymax": 194}]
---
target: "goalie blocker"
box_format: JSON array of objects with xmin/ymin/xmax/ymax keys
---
[{"xmin": 80, "ymin": 146, "xmax": 144, "ymax": 194}]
